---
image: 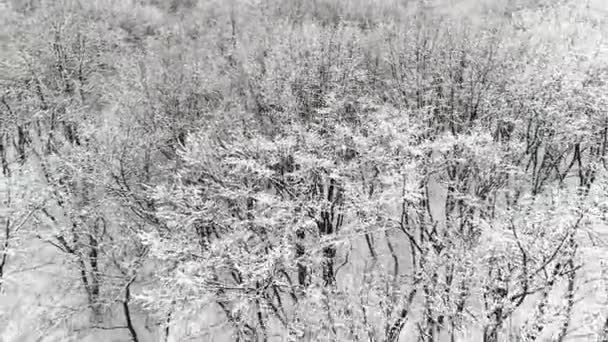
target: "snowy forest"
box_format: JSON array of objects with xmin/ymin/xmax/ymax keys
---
[{"xmin": 2, "ymin": 0, "xmax": 608, "ymax": 341}]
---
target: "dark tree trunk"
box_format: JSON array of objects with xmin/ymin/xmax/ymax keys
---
[{"xmin": 123, "ymin": 278, "xmax": 140, "ymax": 342}]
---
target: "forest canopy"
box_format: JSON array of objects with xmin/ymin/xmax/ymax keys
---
[{"xmin": 1, "ymin": 0, "xmax": 608, "ymax": 341}]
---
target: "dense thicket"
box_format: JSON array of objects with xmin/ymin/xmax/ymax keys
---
[{"xmin": 1, "ymin": 0, "xmax": 608, "ymax": 341}]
